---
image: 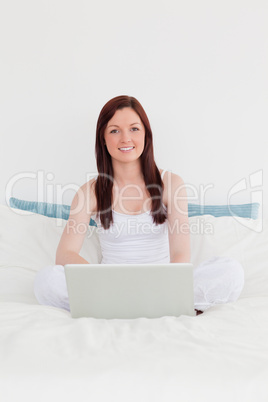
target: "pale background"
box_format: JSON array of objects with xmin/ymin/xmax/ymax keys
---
[{"xmin": 0, "ymin": 0, "xmax": 267, "ymax": 218}]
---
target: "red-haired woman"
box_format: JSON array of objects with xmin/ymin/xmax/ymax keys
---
[{"xmin": 34, "ymin": 95, "xmax": 244, "ymax": 315}]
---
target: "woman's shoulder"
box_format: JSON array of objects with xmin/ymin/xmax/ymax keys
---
[
  {"xmin": 160, "ymin": 169, "xmax": 185, "ymax": 208},
  {"xmin": 79, "ymin": 177, "xmax": 97, "ymax": 214},
  {"xmin": 160, "ymin": 169, "xmax": 185, "ymax": 185}
]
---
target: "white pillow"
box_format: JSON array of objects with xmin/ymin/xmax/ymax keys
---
[
  {"xmin": 0, "ymin": 204, "xmax": 102, "ymax": 270},
  {"xmin": 0, "ymin": 204, "xmax": 102, "ymax": 303},
  {"xmin": 0, "ymin": 204, "xmax": 267, "ymax": 303},
  {"xmin": 189, "ymin": 214, "xmax": 268, "ymax": 298}
]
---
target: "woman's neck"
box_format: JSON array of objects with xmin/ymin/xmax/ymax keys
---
[{"xmin": 112, "ymin": 162, "xmax": 144, "ymax": 187}]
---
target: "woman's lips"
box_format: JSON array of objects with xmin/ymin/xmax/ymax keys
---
[{"xmin": 118, "ymin": 147, "xmax": 135, "ymax": 153}]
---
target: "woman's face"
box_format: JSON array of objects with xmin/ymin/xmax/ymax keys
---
[{"xmin": 104, "ymin": 107, "xmax": 145, "ymax": 163}]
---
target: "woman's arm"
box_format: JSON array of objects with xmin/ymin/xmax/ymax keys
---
[
  {"xmin": 56, "ymin": 250, "xmax": 89, "ymax": 266},
  {"xmin": 55, "ymin": 180, "xmax": 95, "ymax": 265},
  {"xmin": 167, "ymin": 173, "xmax": 191, "ymax": 263}
]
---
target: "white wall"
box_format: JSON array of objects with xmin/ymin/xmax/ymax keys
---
[{"xmin": 1, "ymin": 1, "xmax": 267, "ymax": 217}]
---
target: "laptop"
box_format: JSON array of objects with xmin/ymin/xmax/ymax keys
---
[{"xmin": 64, "ymin": 263, "xmax": 195, "ymax": 319}]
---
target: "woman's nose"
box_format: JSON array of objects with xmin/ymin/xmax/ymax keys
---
[{"xmin": 120, "ymin": 130, "xmax": 132, "ymax": 141}]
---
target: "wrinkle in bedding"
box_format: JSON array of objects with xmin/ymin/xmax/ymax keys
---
[{"xmin": 1, "ymin": 299, "xmax": 268, "ymax": 402}]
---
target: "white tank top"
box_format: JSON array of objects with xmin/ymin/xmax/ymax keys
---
[{"xmin": 91, "ymin": 170, "xmax": 170, "ymax": 264}]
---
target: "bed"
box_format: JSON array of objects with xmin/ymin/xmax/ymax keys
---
[{"xmin": 1, "ymin": 203, "xmax": 268, "ymax": 402}]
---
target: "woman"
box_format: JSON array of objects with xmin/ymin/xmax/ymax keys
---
[{"xmin": 34, "ymin": 95, "xmax": 244, "ymax": 314}]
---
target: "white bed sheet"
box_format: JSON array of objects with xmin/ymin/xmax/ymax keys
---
[
  {"xmin": 1, "ymin": 204, "xmax": 268, "ymax": 401},
  {"xmin": 1, "ymin": 297, "xmax": 268, "ymax": 402}
]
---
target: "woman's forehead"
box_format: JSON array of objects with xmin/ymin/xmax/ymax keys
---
[{"xmin": 109, "ymin": 108, "xmax": 141, "ymax": 125}]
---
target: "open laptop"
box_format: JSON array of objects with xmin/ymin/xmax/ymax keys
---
[{"xmin": 64, "ymin": 263, "xmax": 195, "ymax": 319}]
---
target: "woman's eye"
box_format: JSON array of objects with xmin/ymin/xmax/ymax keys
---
[{"xmin": 110, "ymin": 128, "xmax": 139, "ymax": 133}]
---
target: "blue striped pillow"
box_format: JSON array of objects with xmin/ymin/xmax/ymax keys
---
[
  {"xmin": 9, "ymin": 197, "xmax": 97, "ymax": 227},
  {"xmin": 9, "ymin": 197, "xmax": 260, "ymax": 222},
  {"xmin": 188, "ymin": 203, "xmax": 260, "ymax": 219}
]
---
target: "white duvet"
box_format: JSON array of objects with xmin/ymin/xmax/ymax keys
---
[{"xmin": 0, "ymin": 205, "xmax": 268, "ymax": 402}]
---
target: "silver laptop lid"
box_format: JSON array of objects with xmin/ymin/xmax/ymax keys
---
[{"xmin": 64, "ymin": 263, "xmax": 195, "ymax": 319}]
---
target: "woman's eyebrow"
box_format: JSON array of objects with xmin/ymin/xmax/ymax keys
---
[{"xmin": 107, "ymin": 122, "xmax": 141, "ymax": 128}]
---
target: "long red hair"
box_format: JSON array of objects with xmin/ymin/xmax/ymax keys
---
[{"xmin": 94, "ymin": 95, "xmax": 167, "ymax": 229}]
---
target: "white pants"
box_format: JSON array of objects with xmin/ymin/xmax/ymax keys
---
[{"xmin": 33, "ymin": 256, "xmax": 245, "ymax": 313}]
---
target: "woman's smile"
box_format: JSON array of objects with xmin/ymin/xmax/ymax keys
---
[{"xmin": 118, "ymin": 146, "xmax": 135, "ymax": 153}]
